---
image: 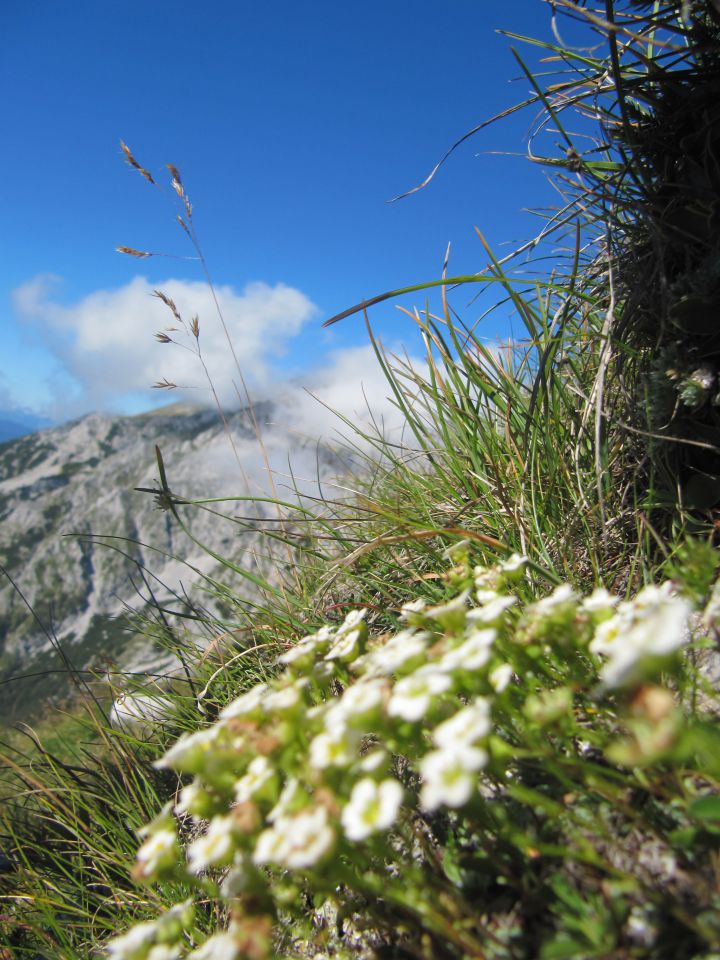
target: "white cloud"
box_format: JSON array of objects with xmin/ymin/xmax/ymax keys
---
[
  {"xmin": 170, "ymin": 343, "xmax": 426, "ymax": 500},
  {"xmin": 281, "ymin": 344, "xmax": 415, "ymax": 445},
  {"xmin": 13, "ymin": 274, "xmax": 317, "ymax": 411},
  {"xmin": 11, "ymin": 275, "xmax": 430, "ymax": 497}
]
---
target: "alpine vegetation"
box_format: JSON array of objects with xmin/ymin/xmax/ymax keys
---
[
  {"xmin": 2, "ymin": 2, "xmax": 720, "ymax": 959},
  {"xmin": 107, "ymin": 549, "xmax": 720, "ymax": 959}
]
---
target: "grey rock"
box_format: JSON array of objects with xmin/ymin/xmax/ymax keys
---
[{"xmin": 0, "ymin": 402, "xmax": 339, "ymax": 722}]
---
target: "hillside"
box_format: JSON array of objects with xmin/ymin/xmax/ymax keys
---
[{"xmin": 0, "ymin": 402, "xmax": 323, "ymax": 722}]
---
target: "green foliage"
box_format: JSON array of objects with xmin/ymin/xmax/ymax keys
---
[
  {"xmin": 666, "ymin": 537, "xmax": 719, "ymax": 602},
  {"xmin": 99, "ymin": 558, "xmax": 720, "ymax": 960}
]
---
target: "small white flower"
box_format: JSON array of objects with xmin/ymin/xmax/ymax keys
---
[
  {"xmin": 306, "ymin": 701, "xmax": 332, "ymax": 724},
  {"xmin": 174, "ymin": 779, "xmax": 203, "ymax": 817},
  {"xmin": 188, "ymin": 931, "xmax": 241, "ymax": 960},
  {"xmin": 337, "ymin": 609, "xmax": 368, "ymax": 632},
  {"xmin": 262, "ymin": 681, "xmax": 304, "ymax": 715},
  {"xmin": 220, "ymin": 852, "xmax": 255, "ymax": 898},
  {"xmin": 426, "ymin": 590, "xmax": 470, "ymax": 630},
  {"xmin": 267, "ymin": 777, "xmax": 305, "ymax": 822},
  {"xmin": 432, "ymin": 698, "xmax": 491, "ymax": 748},
  {"xmin": 312, "ymin": 660, "xmax": 337, "ymax": 684},
  {"xmin": 333, "ymin": 678, "xmax": 388, "ymax": 724},
  {"xmin": 439, "ymin": 628, "xmax": 496, "ymax": 672},
  {"xmin": 420, "ymin": 745, "xmax": 488, "ymax": 810},
  {"xmin": 324, "ymin": 610, "xmax": 366, "ymax": 662},
  {"xmin": 357, "ymin": 748, "xmax": 391, "ymax": 776},
  {"xmin": 280, "ymin": 806, "xmax": 337, "ymax": 869},
  {"xmin": 187, "ymin": 815, "xmax": 236, "ymax": 874},
  {"xmin": 591, "ymin": 615, "xmax": 622, "ymax": 654},
  {"xmin": 580, "ymin": 587, "xmax": 618, "ymax": 617},
  {"xmin": 147, "ymin": 948, "xmax": 183, "ymax": 960},
  {"xmin": 530, "ymin": 583, "xmax": 578, "ymax": 616},
  {"xmin": 135, "ymin": 828, "xmax": 177, "ymax": 880},
  {"xmin": 489, "ymin": 663, "xmax": 514, "ymax": 692},
  {"xmin": 475, "ymin": 588, "xmax": 501, "ymax": 605},
  {"xmin": 278, "ymin": 637, "xmax": 316, "ymax": 667},
  {"xmin": 278, "ymin": 626, "xmax": 335, "ymax": 668},
  {"xmin": 309, "ymin": 727, "xmax": 360, "ymax": 769},
  {"xmin": 443, "ymin": 539, "xmax": 471, "ymax": 561},
  {"xmin": 234, "ymin": 755, "xmax": 277, "ymax": 804},
  {"xmin": 106, "ymin": 922, "xmax": 158, "ymax": 960},
  {"xmin": 590, "ymin": 582, "xmax": 692, "ymax": 688},
  {"xmin": 702, "ymin": 578, "xmax": 720, "ymax": 630},
  {"xmin": 219, "ymin": 684, "xmax": 268, "ymax": 719},
  {"xmin": 156, "ymin": 899, "xmax": 195, "ymax": 936},
  {"xmin": 625, "ymin": 905, "xmax": 656, "ymax": 948},
  {"xmin": 154, "ymin": 724, "xmax": 223, "ymax": 773},
  {"xmin": 106, "ymin": 902, "xmax": 193, "ymax": 960},
  {"xmin": 500, "ymin": 553, "xmax": 528, "ymax": 576},
  {"xmin": 325, "ymin": 627, "xmax": 364, "ymax": 663},
  {"xmin": 474, "ymin": 566, "xmax": 498, "ymax": 590},
  {"xmin": 400, "ymin": 598, "xmax": 427, "ymax": 622},
  {"xmin": 467, "ymin": 595, "xmax": 516, "ymax": 625},
  {"xmin": 252, "ymin": 823, "xmax": 290, "ymax": 866},
  {"xmin": 254, "ymin": 806, "xmax": 335, "ymax": 870},
  {"xmin": 387, "ymin": 668, "xmax": 452, "ymax": 722},
  {"xmin": 361, "ymin": 629, "xmax": 431, "ymax": 676},
  {"xmin": 174, "ymin": 778, "xmax": 218, "ymax": 820},
  {"xmin": 341, "ymin": 777, "xmax": 404, "ymax": 841}
]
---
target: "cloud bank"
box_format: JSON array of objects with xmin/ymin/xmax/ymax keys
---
[
  {"xmin": 12, "ymin": 276, "xmax": 424, "ymax": 465},
  {"xmin": 13, "ymin": 275, "xmax": 318, "ymax": 412},
  {"xmin": 172, "ymin": 342, "xmax": 419, "ymax": 501}
]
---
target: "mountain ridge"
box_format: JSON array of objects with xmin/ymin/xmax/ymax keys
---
[
  {"xmin": 0, "ymin": 401, "xmax": 315, "ymax": 722},
  {"xmin": 0, "ymin": 408, "xmax": 54, "ymax": 444}
]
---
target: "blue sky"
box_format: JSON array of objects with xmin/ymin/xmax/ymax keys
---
[{"xmin": 1, "ymin": 0, "xmax": 583, "ymax": 422}]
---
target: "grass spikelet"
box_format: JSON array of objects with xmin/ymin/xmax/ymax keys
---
[
  {"xmin": 119, "ymin": 139, "xmax": 156, "ymax": 185},
  {"xmin": 116, "ymin": 245, "xmax": 152, "ymax": 258}
]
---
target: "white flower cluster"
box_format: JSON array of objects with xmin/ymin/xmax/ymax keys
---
[
  {"xmin": 110, "ymin": 555, "xmax": 704, "ymax": 958},
  {"xmin": 589, "ymin": 582, "xmax": 692, "ymax": 688},
  {"xmin": 106, "ymin": 900, "xmax": 194, "ymax": 960}
]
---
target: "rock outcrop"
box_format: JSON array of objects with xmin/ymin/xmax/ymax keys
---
[{"xmin": 0, "ymin": 402, "xmax": 326, "ymax": 721}]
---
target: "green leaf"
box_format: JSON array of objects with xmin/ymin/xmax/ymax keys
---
[
  {"xmin": 675, "ymin": 723, "xmax": 720, "ymax": 778},
  {"xmin": 684, "ymin": 473, "xmax": 720, "ymax": 510},
  {"xmin": 541, "ymin": 935, "xmax": 595, "ymax": 959},
  {"xmin": 507, "ymin": 783, "xmax": 567, "ymax": 817},
  {"xmin": 689, "ymin": 795, "xmax": 720, "ymax": 822},
  {"xmin": 668, "ymin": 826, "xmax": 699, "ymax": 849}
]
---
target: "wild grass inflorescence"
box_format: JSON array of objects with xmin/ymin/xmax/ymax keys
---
[{"xmin": 2, "ymin": 2, "xmax": 720, "ymax": 958}]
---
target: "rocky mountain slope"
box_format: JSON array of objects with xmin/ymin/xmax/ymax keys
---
[{"xmin": 0, "ymin": 402, "xmax": 329, "ymax": 722}]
